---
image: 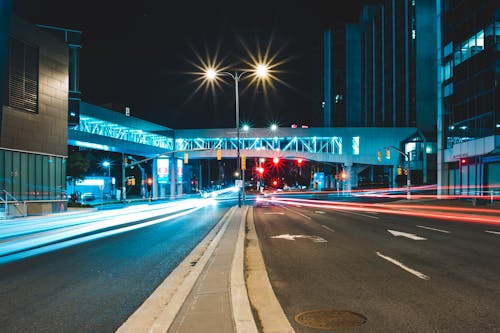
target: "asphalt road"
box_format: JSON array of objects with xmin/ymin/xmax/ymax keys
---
[
  {"xmin": 253, "ymin": 200, "xmax": 500, "ymax": 332},
  {"xmin": 0, "ymin": 204, "xmax": 229, "ymax": 333}
]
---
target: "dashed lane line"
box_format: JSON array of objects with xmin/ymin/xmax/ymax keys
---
[
  {"xmin": 485, "ymin": 230, "xmax": 500, "ymax": 236},
  {"xmin": 416, "ymin": 225, "xmax": 451, "ymax": 234},
  {"xmin": 376, "ymin": 251, "xmax": 430, "ymax": 280},
  {"xmin": 280, "ymin": 205, "xmax": 312, "ymax": 220},
  {"xmin": 321, "ymin": 225, "xmax": 335, "ymax": 233}
]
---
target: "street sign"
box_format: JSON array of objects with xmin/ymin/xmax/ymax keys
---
[{"xmin": 235, "ymin": 179, "xmax": 243, "ymax": 188}]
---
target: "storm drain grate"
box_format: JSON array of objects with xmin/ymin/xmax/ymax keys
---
[{"xmin": 294, "ymin": 309, "xmax": 367, "ymax": 329}]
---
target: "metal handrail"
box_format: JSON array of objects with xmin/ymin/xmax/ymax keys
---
[{"xmin": 0, "ymin": 190, "xmax": 27, "ymax": 219}]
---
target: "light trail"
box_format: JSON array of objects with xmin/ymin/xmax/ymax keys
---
[
  {"xmin": 0, "ymin": 206, "xmax": 205, "ymax": 265},
  {"xmin": 260, "ymin": 197, "xmax": 500, "ymax": 226},
  {"xmin": 0, "ymin": 198, "xmax": 217, "ymax": 263}
]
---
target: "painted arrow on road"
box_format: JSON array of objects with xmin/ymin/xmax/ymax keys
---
[
  {"xmin": 387, "ymin": 229, "xmax": 427, "ymax": 240},
  {"xmin": 271, "ymin": 234, "xmax": 328, "ymax": 243}
]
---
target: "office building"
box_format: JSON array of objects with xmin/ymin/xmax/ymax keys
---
[
  {"xmin": 437, "ymin": 0, "xmax": 499, "ymax": 196},
  {"xmin": 1, "ymin": 15, "xmax": 69, "ymax": 215}
]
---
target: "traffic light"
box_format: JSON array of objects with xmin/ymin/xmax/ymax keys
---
[
  {"xmin": 385, "ymin": 148, "xmax": 391, "ymax": 159},
  {"xmin": 147, "ymin": 177, "xmax": 153, "ymax": 190},
  {"xmin": 377, "ymin": 150, "xmax": 382, "ymax": 162},
  {"xmin": 297, "ymin": 158, "xmax": 303, "ymax": 166},
  {"xmin": 460, "ymin": 158, "xmax": 467, "ymax": 165},
  {"xmin": 273, "ymin": 157, "xmax": 280, "ymax": 165},
  {"xmin": 341, "ymin": 172, "xmax": 347, "ymax": 180},
  {"xmin": 184, "ymin": 153, "xmax": 188, "ymax": 164},
  {"xmin": 272, "ymin": 180, "xmax": 278, "ymax": 186},
  {"xmin": 257, "ymin": 167, "xmax": 264, "ymax": 175},
  {"xmin": 216, "ymin": 149, "xmax": 222, "ymax": 160},
  {"xmin": 241, "ymin": 155, "xmax": 246, "ymax": 170}
]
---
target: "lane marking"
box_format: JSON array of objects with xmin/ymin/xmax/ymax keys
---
[
  {"xmin": 280, "ymin": 206, "xmax": 312, "ymax": 220},
  {"xmin": 388, "ymin": 229, "xmax": 427, "ymax": 240},
  {"xmin": 271, "ymin": 234, "xmax": 328, "ymax": 243},
  {"xmin": 295, "ymin": 205, "xmax": 302, "ymax": 208},
  {"xmin": 485, "ymin": 230, "xmax": 500, "ymax": 236},
  {"xmin": 315, "ymin": 211, "xmax": 326, "ymax": 214},
  {"xmin": 416, "ymin": 225, "xmax": 450, "ymax": 234},
  {"xmin": 321, "ymin": 225, "xmax": 335, "ymax": 233},
  {"xmin": 334, "ymin": 209, "xmax": 379, "ymax": 219},
  {"xmin": 376, "ymin": 251, "xmax": 430, "ymax": 280},
  {"xmin": 264, "ymin": 212, "xmax": 285, "ymax": 215}
]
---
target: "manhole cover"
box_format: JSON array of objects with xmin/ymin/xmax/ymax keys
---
[{"xmin": 294, "ymin": 309, "xmax": 367, "ymax": 329}]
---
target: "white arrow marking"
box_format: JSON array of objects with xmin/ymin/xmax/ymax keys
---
[
  {"xmin": 376, "ymin": 251, "xmax": 430, "ymax": 280},
  {"xmin": 388, "ymin": 229, "xmax": 427, "ymax": 240},
  {"xmin": 485, "ymin": 230, "xmax": 500, "ymax": 236},
  {"xmin": 264, "ymin": 212, "xmax": 285, "ymax": 215},
  {"xmin": 315, "ymin": 211, "xmax": 326, "ymax": 214},
  {"xmin": 271, "ymin": 234, "xmax": 328, "ymax": 243},
  {"xmin": 416, "ymin": 225, "xmax": 450, "ymax": 234}
]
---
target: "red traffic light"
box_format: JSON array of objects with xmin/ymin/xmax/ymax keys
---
[
  {"xmin": 272, "ymin": 180, "xmax": 278, "ymax": 186},
  {"xmin": 256, "ymin": 167, "xmax": 264, "ymax": 174},
  {"xmin": 460, "ymin": 159, "xmax": 467, "ymax": 165},
  {"xmin": 297, "ymin": 158, "xmax": 303, "ymax": 165},
  {"xmin": 273, "ymin": 157, "xmax": 280, "ymax": 165}
]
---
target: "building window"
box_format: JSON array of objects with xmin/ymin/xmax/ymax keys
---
[{"xmin": 6, "ymin": 37, "xmax": 39, "ymax": 113}]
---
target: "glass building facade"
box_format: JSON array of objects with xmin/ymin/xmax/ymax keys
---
[
  {"xmin": 438, "ymin": 0, "xmax": 500, "ymax": 196},
  {"xmin": 0, "ymin": 148, "xmax": 66, "ymax": 200}
]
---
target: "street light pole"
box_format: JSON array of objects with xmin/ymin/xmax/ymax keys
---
[
  {"xmin": 204, "ymin": 64, "xmax": 269, "ymax": 208},
  {"xmin": 223, "ymin": 71, "xmax": 245, "ymax": 207},
  {"xmin": 234, "ymin": 72, "xmax": 242, "ymax": 207}
]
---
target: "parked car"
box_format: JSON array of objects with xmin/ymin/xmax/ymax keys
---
[{"xmin": 81, "ymin": 192, "xmax": 95, "ymax": 201}]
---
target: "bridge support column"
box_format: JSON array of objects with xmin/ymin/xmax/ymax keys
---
[
  {"xmin": 152, "ymin": 158, "xmax": 159, "ymax": 199},
  {"xmin": 170, "ymin": 156, "xmax": 176, "ymax": 200},
  {"xmin": 344, "ymin": 163, "xmax": 353, "ymax": 194}
]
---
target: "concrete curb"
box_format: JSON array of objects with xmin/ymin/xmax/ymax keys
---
[
  {"xmin": 245, "ymin": 206, "xmax": 295, "ymax": 333},
  {"xmin": 230, "ymin": 206, "xmax": 259, "ymax": 333},
  {"xmin": 116, "ymin": 206, "xmax": 236, "ymax": 333}
]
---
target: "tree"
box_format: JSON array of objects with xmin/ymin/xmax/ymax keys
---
[{"xmin": 66, "ymin": 151, "xmax": 90, "ymax": 197}]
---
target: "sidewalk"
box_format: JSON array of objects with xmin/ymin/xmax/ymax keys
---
[{"xmin": 117, "ymin": 205, "xmax": 258, "ymax": 333}]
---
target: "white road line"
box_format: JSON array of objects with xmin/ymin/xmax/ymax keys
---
[
  {"xmin": 376, "ymin": 251, "xmax": 430, "ymax": 280},
  {"xmin": 335, "ymin": 210, "xmax": 379, "ymax": 219},
  {"xmin": 485, "ymin": 230, "xmax": 500, "ymax": 236},
  {"xmin": 315, "ymin": 211, "xmax": 326, "ymax": 214},
  {"xmin": 416, "ymin": 225, "xmax": 451, "ymax": 234},
  {"xmin": 264, "ymin": 212, "xmax": 285, "ymax": 215},
  {"xmin": 281, "ymin": 206, "xmax": 312, "ymax": 220},
  {"xmin": 321, "ymin": 225, "xmax": 335, "ymax": 233}
]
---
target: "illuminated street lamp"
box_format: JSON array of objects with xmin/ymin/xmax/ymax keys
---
[
  {"xmin": 205, "ymin": 64, "xmax": 268, "ymax": 207},
  {"xmin": 102, "ymin": 161, "xmax": 110, "ymax": 177}
]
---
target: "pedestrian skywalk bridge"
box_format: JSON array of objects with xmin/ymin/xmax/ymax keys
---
[{"xmin": 69, "ymin": 102, "xmax": 418, "ymax": 165}]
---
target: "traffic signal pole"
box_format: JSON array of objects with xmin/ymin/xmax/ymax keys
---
[{"xmin": 386, "ymin": 145, "xmax": 411, "ymax": 200}]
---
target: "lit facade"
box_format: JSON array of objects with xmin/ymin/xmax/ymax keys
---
[
  {"xmin": 437, "ymin": 0, "xmax": 500, "ymax": 196},
  {"xmin": 1, "ymin": 16, "xmax": 69, "ymax": 214}
]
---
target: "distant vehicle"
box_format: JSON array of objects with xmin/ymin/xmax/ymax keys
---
[{"xmin": 81, "ymin": 192, "xmax": 95, "ymax": 201}]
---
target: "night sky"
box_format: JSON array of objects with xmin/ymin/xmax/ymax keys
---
[{"xmin": 13, "ymin": 1, "xmax": 378, "ymax": 130}]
